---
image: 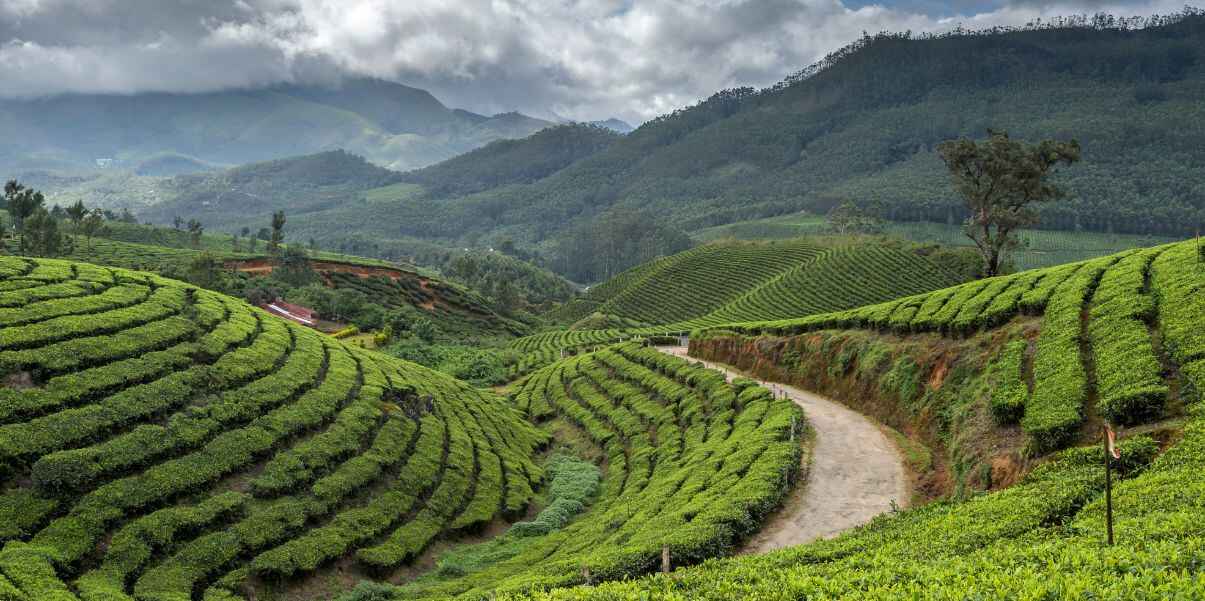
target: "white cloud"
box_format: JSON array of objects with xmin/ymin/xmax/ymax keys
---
[{"xmin": 0, "ymin": 0, "xmax": 1190, "ymax": 123}]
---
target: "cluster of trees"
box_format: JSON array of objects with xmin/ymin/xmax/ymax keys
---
[
  {"xmin": 444, "ymin": 248, "xmax": 576, "ymax": 313},
  {"xmin": 1, "ymin": 181, "xmax": 115, "ymax": 256},
  {"xmin": 826, "ymin": 201, "xmax": 885, "ymax": 235},
  {"xmin": 549, "ymin": 209, "xmax": 694, "ymax": 283}
]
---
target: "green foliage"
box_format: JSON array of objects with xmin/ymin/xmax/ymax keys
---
[
  {"xmin": 397, "ymin": 454, "xmax": 601, "ymax": 589},
  {"xmin": 550, "ymin": 209, "xmax": 695, "ymax": 283},
  {"xmin": 384, "ymin": 339, "xmax": 518, "ymax": 387},
  {"xmin": 1088, "ymin": 248, "xmax": 1168, "ymax": 424},
  {"xmin": 987, "ymin": 339, "xmax": 1029, "ymax": 424},
  {"xmin": 1023, "ymin": 255, "xmax": 1118, "ymax": 452},
  {"xmin": 549, "ymin": 239, "xmax": 960, "ymax": 331},
  {"xmin": 444, "ymin": 250, "xmax": 576, "ymax": 312},
  {"xmin": 936, "ymin": 129, "xmax": 1081, "ymax": 276}
]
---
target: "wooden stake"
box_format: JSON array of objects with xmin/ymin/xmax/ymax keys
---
[
  {"xmin": 1104, "ymin": 426, "xmax": 1115, "ymax": 546},
  {"xmin": 661, "ymin": 545, "xmax": 671, "ymax": 573}
]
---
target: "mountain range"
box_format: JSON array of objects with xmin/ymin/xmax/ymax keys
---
[{"xmin": 0, "ymin": 77, "xmax": 554, "ymax": 174}]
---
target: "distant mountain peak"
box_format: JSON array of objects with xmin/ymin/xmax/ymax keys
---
[{"xmin": 589, "ymin": 118, "xmax": 634, "ymax": 134}]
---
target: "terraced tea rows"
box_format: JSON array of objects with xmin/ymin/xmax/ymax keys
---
[
  {"xmin": 691, "ymin": 245, "xmax": 961, "ymax": 326},
  {"xmin": 719, "ymin": 239, "xmax": 1202, "ymax": 453},
  {"xmin": 515, "ymin": 244, "xmax": 961, "ymax": 373},
  {"xmin": 0, "ymin": 256, "xmax": 546, "ymax": 601},
  {"xmin": 403, "ymin": 343, "xmax": 803, "ymax": 598},
  {"xmin": 570, "ymin": 240, "xmax": 828, "ymax": 325},
  {"xmin": 498, "ymin": 430, "xmax": 1191, "ymax": 600}
]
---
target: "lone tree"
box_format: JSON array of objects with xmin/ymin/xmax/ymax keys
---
[
  {"xmin": 79, "ymin": 208, "xmax": 106, "ymax": 250},
  {"xmin": 827, "ymin": 201, "xmax": 883, "ymax": 235},
  {"xmin": 186, "ymin": 219, "xmax": 204, "ymax": 249},
  {"xmin": 65, "ymin": 200, "xmax": 88, "ymax": 233},
  {"xmin": 937, "ymin": 130, "xmax": 1080, "ymax": 277},
  {"xmin": 268, "ymin": 210, "xmax": 286, "ymax": 255}
]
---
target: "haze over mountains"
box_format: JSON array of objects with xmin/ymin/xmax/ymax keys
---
[{"xmin": 0, "ymin": 77, "xmax": 554, "ymax": 174}]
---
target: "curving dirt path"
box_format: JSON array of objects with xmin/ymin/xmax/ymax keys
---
[{"xmin": 657, "ymin": 346, "xmax": 910, "ymax": 553}]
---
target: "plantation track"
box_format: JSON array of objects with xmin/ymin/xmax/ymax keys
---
[{"xmin": 658, "ymin": 346, "xmax": 909, "ymax": 552}]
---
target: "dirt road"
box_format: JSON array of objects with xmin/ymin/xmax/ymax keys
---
[{"xmin": 657, "ymin": 346, "xmax": 909, "ymax": 553}]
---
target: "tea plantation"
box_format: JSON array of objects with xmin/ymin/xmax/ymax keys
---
[
  {"xmin": 514, "ymin": 242, "xmax": 962, "ymax": 370},
  {"xmin": 0, "ymin": 255, "xmax": 805, "ymax": 601},
  {"xmin": 0, "ymin": 255, "xmax": 549, "ymax": 601},
  {"xmin": 450, "ymin": 241, "xmax": 1204, "ymax": 600}
]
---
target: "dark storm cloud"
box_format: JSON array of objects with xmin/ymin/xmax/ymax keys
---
[{"xmin": 0, "ymin": 0, "xmax": 1185, "ymax": 123}]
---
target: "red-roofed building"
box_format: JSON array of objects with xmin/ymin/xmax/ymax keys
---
[{"xmin": 260, "ymin": 297, "xmax": 318, "ymax": 327}]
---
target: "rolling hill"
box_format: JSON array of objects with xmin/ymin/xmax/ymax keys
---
[
  {"xmin": 142, "ymin": 13, "xmax": 1205, "ymax": 280},
  {"xmin": 0, "ymin": 77, "xmax": 552, "ymax": 174},
  {"xmin": 9, "ymin": 226, "xmax": 529, "ymax": 340},
  {"xmin": 0, "ymin": 255, "xmax": 549, "ymax": 600}
]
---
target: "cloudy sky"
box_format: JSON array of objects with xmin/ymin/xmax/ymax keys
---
[{"xmin": 0, "ymin": 0, "xmax": 1191, "ymax": 123}]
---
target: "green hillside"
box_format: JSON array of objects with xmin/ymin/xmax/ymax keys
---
[
  {"xmin": 0, "ymin": 255, "xmax": 548, "ymax": 600},
  {"xmin": 137, "ymin": 150, "xmax": 403, "ymax": 235},
  {"xmin": 5, "ymin": 231, "xmax": 526, "ymax": 340},
  {"xmin": 715, "ymin": 239, "xmax": 1202, "ymax": 447},
  {"xmin": 182, "ymin": 14, "xmax": 1205, "ymax": 279},
  {"xmin": 696, "ymin": 244, "xmax": 962, "ymax": 325},
  {"xmin": 521, "ymin": 240, "xmax": 965, "ymax": 367},
  {"xmin": 397, "ymin": 343, "xmax": 801, "ymax": 597},
  {"xmin": 398, "ymin": 124, "xmax": 622, "ymax": 198},
  {"xmin": 553, "ymin": 239, "xmax": 961, "ymax": 326},
  {"xmin": 466, "ymin": 237, "xmax": 1205, "ymax": 601},
  {"xmin": 573, "ymin": 240, "xmax": 826, "ymax": 325}
]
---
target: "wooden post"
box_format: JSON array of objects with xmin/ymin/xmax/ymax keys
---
[
  {"xmin": 661, "ymin": 545, "xmax": 671, "ymax": 573},
  {"xmin": 582, "ymin": 566, "xmax": 592, "ymax": 585},
  {"xmin": 1104, "ymin": 426, "xmax": 1115, "ymax": 546}
]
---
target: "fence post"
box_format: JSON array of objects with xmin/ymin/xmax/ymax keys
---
[
  {"xmin": 661, "ymin": 545, "xmax": 671, "ymax": 573},
  {"xmin": 582, "ymin": 566, "xmax": 592, "ymax": 585}
]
